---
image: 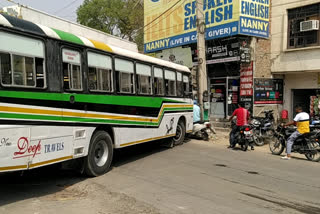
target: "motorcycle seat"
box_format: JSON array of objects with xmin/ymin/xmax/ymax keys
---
[
  {"xmin": 301, "ymin": 132, "xmax": 313, "ymax": 138},
  {"xmin": 194, "ymin": 121, "xmax": 205, "ymax": 124},
  {"xmin": 251, "ymin": 117, "xmax": 264, "ymax": 120}
]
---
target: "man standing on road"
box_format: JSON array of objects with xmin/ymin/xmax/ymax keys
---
[
  {"xmin": 193, "ymin": 100, "xmax": 200, "ymax": 124},
  {"xmin": 282, "ymin": 106, "xmax": 310, "ymax": 160},
  {"xmin": 228, "ymin": 102, "xmax": 252, "ymax": 149}
]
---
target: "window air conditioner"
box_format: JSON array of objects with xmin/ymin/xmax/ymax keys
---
[{"xmin": 300, "ymin": 20, "xmax": 319, "ymax": 32}]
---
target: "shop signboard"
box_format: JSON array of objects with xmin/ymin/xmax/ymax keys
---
[
  {"xmin": 240, "ymin": 40, "xmax": 251, "ymax": 64},
  {"xmin": 155, "ymin": 46, "xmax": 193, "ymax": 68},
  {"xmin": 239, "ymin": 0, "xmax": 270, "ymax": 38},
  {"xmin": 191, "ymin": 37, "xmax": 249, "ymax": 65},
  {"xmin": 240, "ymin": 62, "xmax": 253, "ymax": 96},
  {"xmin": 240, "ymin": 62, "xmax": 253, "ymax": 111},
  {"xmin": 144, "ymin": 0, "xmax": 270, "ymax": 53},
  {"xmin": 254, "ymin": 79, "xmax": 284, "ymax": 104}
]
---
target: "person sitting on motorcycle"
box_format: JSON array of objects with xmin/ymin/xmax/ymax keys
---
[
  {"xmin": 228, "ymin": 102, "xmax": 253, "ymax": 150},
  {"xmin": 282, "ymin": 106, "xmax": 310, "ymax": 160},
  {"xmin": 193, "ymin": 100, "xmax": 201, "ymax": 124}
]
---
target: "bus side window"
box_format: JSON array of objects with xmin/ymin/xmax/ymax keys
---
[
  {"xmin": 0, "ymin": 53, "xmax": 12, "ymax": 85},
  {"xmin": 177, "ymin": 72, "xmax": 183, "ymax": 97},
  {"xmin": 136, "ymin": 63, "xmax": 151, "ymax": 95},
  {"xmin": 87, "ymin": 52, "xmax": 113, "ymax": 92},
  {"xmin": 62, "ymin": 49, "xmax": 82, "ymax": 91},
  {"xmin": 115, "ymin": 58, "xmax": 134, "ymax": 94},
  {"xmin": 154, "ymin": 67, "xmax": 164, "ymax": 96},
  {"xmin": 0, "ymin": 32, "xmax": 46, "ymax": 88},
  {"xmin": 183, "ymin": 74, "xmax": 190, "ymax": 96},
  {"xmin": 165, "ymin": 70, "xmax": 176, "ymax": 96},
  {"xmin": 1, "ymin": 54, "xmax": 44, "ymax": 88}
]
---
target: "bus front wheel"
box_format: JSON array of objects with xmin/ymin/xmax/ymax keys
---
[{"xmin": 84, "ymin": 131, "xmax": 113, "ymax": 177}]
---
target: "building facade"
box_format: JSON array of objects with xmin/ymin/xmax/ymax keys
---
[
  {"xmin": 144, "ymin": 0, "xmax": 275, "ymax": 119},
  {"xmin": 271, "ymin": 0, "xmax": 320, "ymax": 119}
]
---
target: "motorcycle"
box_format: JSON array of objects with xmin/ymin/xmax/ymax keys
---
[
  {"xmin": 269, "ymin": 125, "xmax": 320, "ymax": 162},
  {"xmin": 190, "ymin": 122, "xmax": 215, "ymax": 141},
  {"xmin": 231, "ymin": 121, "xmax": 255, "ymax": 151},
  {"xmin": 251, "ymin": 110, "xmax": 275, "ymax": 146}
]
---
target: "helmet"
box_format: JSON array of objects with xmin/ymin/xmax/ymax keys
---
[{"xmin": 194, "ymin": 100, "xmax": 198, "ymax": 105}]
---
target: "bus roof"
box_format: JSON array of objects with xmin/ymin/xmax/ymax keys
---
[{"xmin": 0, "ymin": 13, "xmax": 190, "ymax": 73}]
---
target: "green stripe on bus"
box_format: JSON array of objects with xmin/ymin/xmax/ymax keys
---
[
  {"xmin": 0, "ymin": 91, "xmax": 185, "ymax": 108},
  {"xmin": 51, "ymin": 28, "xmax": 84, "ymax": 45}
]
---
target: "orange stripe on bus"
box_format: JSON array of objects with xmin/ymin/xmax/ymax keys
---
[
  {"xmin": 0, "ymin": 104, "xmax": 192, "ymax": 123},
  {"xmin": 0, "ymin": 164, "xmax": 27, "ymax": 171},
  {"xmin": 120, "ymin": 133, "xmax": 175, "ymax": 147},
  {"xmin": 29, "ymin": 156, "xmax": 73, "ymax": 168},
  {"xmin": 88, "ymin": 39, "xmax": 113, "ymax": 52}
]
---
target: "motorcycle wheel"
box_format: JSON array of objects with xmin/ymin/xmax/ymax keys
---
[
  {"xmin": 305, "ymin": 142, "xmax": 320, "ymax": 162},
  {"xmin": 202, "ymin": 131, "xmax": 209, "ymax": 141},
  {"xmin": 206, "ymin": 129, "xmax": 215, "ymax": 141},
  {"xmin": 241, "ymin": 141, "xmax": 249, "ymax": 151},
  {"xmin": 254, "ymin": 137, "xmax": 264, "ymax": 146},
  {"xmin": 269, "ymin": 137, "xmax": 285, "ymax": 155},
  {"xmin": 266, "ymin": 129, "xmax": 275, "ymax": 138},
  {"xmin": 253, "ymin": 130, "xmax": 264, "ymax": 146}
]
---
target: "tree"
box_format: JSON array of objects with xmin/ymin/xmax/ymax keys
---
[{"xmin": 77, "ymin": 0, "xmax": 144, "ymax": 51}]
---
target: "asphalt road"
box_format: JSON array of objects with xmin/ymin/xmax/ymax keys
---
[{"xmin": 1, "ymin": 137, "xmax": 320, "ymax": 214}]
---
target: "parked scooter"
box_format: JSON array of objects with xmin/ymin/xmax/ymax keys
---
[
  {"xmin": 310, "ymin": 116, "xmax": 320, "ymax": 131},
  {"xmin": 251, "ymin": 110, "xmax": 275, "ymax": 146},
  {"xmin": 230, "ymin": 120, "xmax": 255, "ymax": 151},
  {"xmin": 269, "ymin": 125, "xmax": 320, "ymax": 162},
  {"xmin": 190, "ymin": 122, "xmax": 215, "ymax": 141}
]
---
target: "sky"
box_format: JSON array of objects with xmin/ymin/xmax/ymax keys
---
[{"xmin": 0, "ymin": 0, "xmax": 84, "ymax": 22}]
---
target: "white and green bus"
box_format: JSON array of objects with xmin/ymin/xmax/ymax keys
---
[{"xmin": 0, "ymin": 14, "xmax": 193, "ymax": 176}]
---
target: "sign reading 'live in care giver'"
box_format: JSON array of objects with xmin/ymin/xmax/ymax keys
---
[{"xmin": 144, "ymin": 0, "xmax": 270, "ymax": 53}]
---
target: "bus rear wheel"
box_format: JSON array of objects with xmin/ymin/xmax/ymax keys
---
[
  {"xmin": 84, "ymin": 131, "xmax": 113, "ymax": 177},
  {"xmin": 171, "ymin": 121, "xmax": 186, "ymax": 146}
]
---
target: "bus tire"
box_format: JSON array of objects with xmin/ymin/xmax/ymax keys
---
[
  {"xmin": 84, "ymin": 131, "xmax": 113, "ymax": 177},
  {"xmin": 171, "ymin": 120, "xmax": 186, "ymax": 146}
]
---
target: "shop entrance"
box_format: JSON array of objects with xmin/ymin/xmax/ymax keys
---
[
  {"xmin": 210, "ymin": 77, "xmax": 240, "ymax": 118},
  {"xmin": 292, "ymin": 89, "xmax": 319, "ymax": 118}
]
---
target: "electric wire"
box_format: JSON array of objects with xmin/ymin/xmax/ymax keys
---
[
  {"xmin": 143, "ymin": 0, "xmax": 184, "ymax": 31},
  {"xmin": 53, "ymin": 0, "xmax": 80, "ymax": 15}
]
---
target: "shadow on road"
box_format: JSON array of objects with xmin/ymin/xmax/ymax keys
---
[
  {"xmin": 112, "ymin": 140, "xmax": 171, "ymax": 167},
  {"xmin": 0, "ymin": 164, "xmax": 85, "ymax": 207},
  {"xmin": 0, "ymin": 139, "xmax": 174, "ymax": 207}
]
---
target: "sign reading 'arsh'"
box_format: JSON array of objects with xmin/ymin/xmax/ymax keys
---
[{"xmin": 144, "ymin": 0, "xmax": 270, "ymax": 53}]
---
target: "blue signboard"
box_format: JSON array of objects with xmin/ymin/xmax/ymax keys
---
[
  {"xmin": 144, "ymin": 0, "xmax": 270, "ymax": 53},
  {"xmin": 239, "ymin": 0, "xmax": 270, "ymax": 38}
]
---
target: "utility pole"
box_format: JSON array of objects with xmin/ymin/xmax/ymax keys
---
[{"xmin": 196, "ymin": 0, "xmax": 208, "ymax": 121}]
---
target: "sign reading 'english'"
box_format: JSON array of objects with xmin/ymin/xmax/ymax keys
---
[{"xmin": 144, "ymin": 0, "xmax": 270, "ymax": 53}]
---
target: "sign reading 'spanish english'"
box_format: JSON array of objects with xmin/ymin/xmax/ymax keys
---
[{"xmin": 144, "ymin": 0, "xmax": 270, "ymax": 53}]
